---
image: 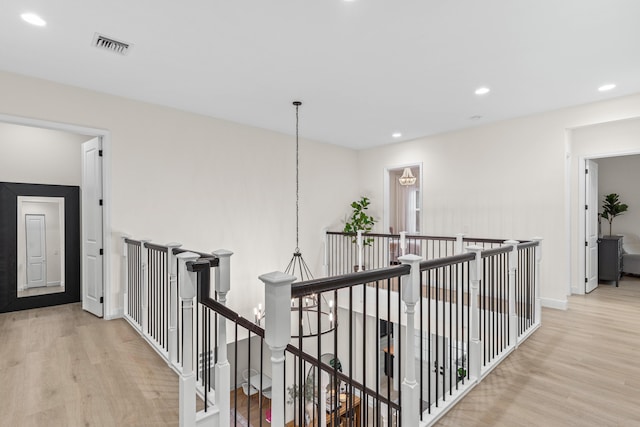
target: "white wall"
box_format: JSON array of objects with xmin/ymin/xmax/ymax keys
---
[
  {"xmin": 4, "ymin": 69, "xmax": 640, "ymax": 313},
  {"xmin": 359, "ymin": 93, "xmax": 640, "ymax": 308},
  {"xmin": 0, "ymin": 122, "xmax": 87, "ymax": 185},
  {"xmin": 596, "ymin": 154, "xmax": 640, "ymax": 237},
  {"xmin": 1, "ymin": 123, "xmax": 84, "ymax": 295},
  {"xmin": 0, "ymin": 70, "xmax": 360, "ymax": 319}
]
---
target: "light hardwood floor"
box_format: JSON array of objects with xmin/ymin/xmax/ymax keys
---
[
  {"xmin": 3, "ymin": 277, "xmax": 640, "ymax": 426},
  {"xmin": 0, "ymin": 303, "xmax": 180, "ymax": 427},
  {"xmin": 436, "ymin": 276, "xmax": 640, "ymax": 427}
]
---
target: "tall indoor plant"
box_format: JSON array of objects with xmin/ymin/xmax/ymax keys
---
[
  {"xmin": 343, "ymin": 196, "xmax": 376, "ymax": 245},
  {"xmin": 601, "ymin": 193, "xmax": 628, "ymax": 236}
]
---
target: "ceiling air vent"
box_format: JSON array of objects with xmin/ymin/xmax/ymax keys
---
[{"xmin": 92, "ymin": 33, "xmax": 131, "ymax": 55}]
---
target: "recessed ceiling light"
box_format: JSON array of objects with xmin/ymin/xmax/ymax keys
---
[
  {"xmin": 475, "ymin": 87, "xmax": 490, "ymax": 95},
  {"xmin": 21, "ymin": 13, "xmax": 46, "ymax": 27},
  {"xmin": 469, "ymin": 115, "xmax": 483, "ymax": 120},
  {"xmin": 598, "ymin": 83, "xmax": 616, "ymax": 92},
  {"xmin": 392, "ymin": 132, "xmax": 402, "ymax": 138}
]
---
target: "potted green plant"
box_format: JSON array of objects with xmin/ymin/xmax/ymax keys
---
[
  {"xmin": 343, "ymin": 196, "xmax": 376, "ymax": 245},
  {"xmin": 600, "ymin": 193, "xmax": 628, "ymax": 236},
  {"xmin": 456, "ymin": 367, "xmax": 467, "ymax": 383},
  {"xmin": 286, "ymin": 382, "xmax": 315, "ymax": 426},
  {"xmin": 286, "ymin": 382, "xmax": 315, "ymax": 405}
]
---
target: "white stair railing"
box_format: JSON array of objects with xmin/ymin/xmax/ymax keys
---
[
  {"xmin": 177, "ymin": 251, "xmax": 199, "ymax": 427},
  {"xmin": 399, "ymin": 254, "xmax": 422, "ymax": 427},
  {"xmin": 167, "ymin": 242, "xmax": 182, "ymax": 364},
  {"xmin": 213, "ymin": 249, "xmax": 232, "ymax": 427},
  {"xmin": 121, "ymin": 233, "xmax": 542, "ymax": 427},
  {"xmin": 260, "ymin": 271, "xmax": 295, "ymax": 427}
]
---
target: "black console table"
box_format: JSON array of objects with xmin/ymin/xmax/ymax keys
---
[{"xmin": 598, "ymin": 235, "xmax": 623, "ymax": 287}]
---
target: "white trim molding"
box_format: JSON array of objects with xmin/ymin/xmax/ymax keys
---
[{"xmin": 540, "ymin": 297, "xmax": 568, "ymax": 310}]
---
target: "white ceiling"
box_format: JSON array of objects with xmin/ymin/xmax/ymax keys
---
[{"xmin": 2, "ymin": 0, "xmax": 640, "ymax": 150}]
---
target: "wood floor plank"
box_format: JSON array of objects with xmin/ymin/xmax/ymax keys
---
[
  {"xmin": 436, "ymin": 277, "xmax": 640, "ymax": 427},
  {"xmin": 0, "ymin": 303, "xmax": 179, "ymax": 427},
  {"xmin": 3, "ymin": 277, "xmax": 640, "ymax": 427}
]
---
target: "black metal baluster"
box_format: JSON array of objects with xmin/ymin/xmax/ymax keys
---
[
  {"xmin": 419, "ymin": 270, "xmax": 424, "ymax": 419},
  {"xmin": 427, "ymin": 269, "xmax": 432, "ymax": 413},
  {"xmin": 375, "ymin": 278, "xmax": 380, "ymax": 425},
  {"xmin": 435, "ymin": 267, "xmax": 439, "ymax": 406},
  {"xmin": 234, "ymin": 323, "xmax": 238, "ymax": 426},
  {"xmin": 449, "ymin": 265, "xmax": 453, "ymax": 396}
]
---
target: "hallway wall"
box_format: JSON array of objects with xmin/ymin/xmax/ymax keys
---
[
  {"xmin": 358, "ymin": 94, "xmax": 640, "ymax": 308},
  {"xmin": 0, "ymin": 70, "xmax": 360, "ymax": 319},
  {"xmin": 596, "ymin": 154, "xmax": 640, "ymax": 237},
  {"xmin": 0, "ymin": 122, "xmax": 87, "ymax": 185},
  {"xmin": 570, "ymin": 117, "xmax": 640, "ymax": 294}
]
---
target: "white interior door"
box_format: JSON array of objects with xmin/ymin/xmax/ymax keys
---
[
  {"xmin": 82, "ymin": 137, "xmax": 104, "ymax": 317},
  {"xmin": 585, "ymin": 159, "xmax": 599, "ymax": 293},
  {"xmin": 26, "ymin": 214, "xmax": 47, "ymax": 288}
]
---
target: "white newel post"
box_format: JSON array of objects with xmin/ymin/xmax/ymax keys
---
[
  {"xmin": 178, "ymin": 251, "xmax": 199, "ymax": 427},
  {"xmin": 318, "ymin": 371, "xmax": 330, "ymax": 426},
  {"xmin": 455, "ymin": 233, "xmax": 465, "ymax": 255},
  {"xmin": 140, "ymin": 239, "xmax": 151, "ymax": 335},
  {"xmin": 166, "ymin": 242, "xmax": 182, "ymax": 365},
  {"xmin": 323, "ymin": 227, "xmax": 329, "ymax": 277},
  {"xmin": 533, "ymin": 238, "xmax": 543, "ymax": 324},
  {"xmin": 357, "ymin": 230, "xmax": 364, "ymax": 271},
  {"xmin": 400, "ymin": 231, "xmax": 407, "ymax": 256},
  {"xmin": 466, "ymin": 245, "xmax": 483, "ymax": 380},
  {"xmin": 260, "ymin": 271, "xmax": 295, "ymax": 427},
  {"xmin": 121, "ymin": 235, "xmax": 130, "ymax": 319},
  {"xmin": 504, "ymin": 240, "xmax": 519, "ymax": 348},
  {"xmin": 213, "ymin": 249, "xmax": 233, "ymax": 427},
  {"xmin": 399, "ymin": 254, "xmax": 422, "ymax": 427}
]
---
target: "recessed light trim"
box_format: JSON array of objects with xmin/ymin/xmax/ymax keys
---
[
  {"xmin": 475, "ymin": 87, "xmax": 490, "ymax": 95},
  {"xmin": 21, "ymin": 13, "xmax": 46, "ymax": 27},
  {"xmin": 469, "ymin": 115, "xmax": 483, "ymax": 120},
  {"xmin": 598, "ymin": 83, "xmax": 616, "ymax": 92},
  {"xmin": 392, "ymin": 132, "xmax": 402, "ymax": 138}
]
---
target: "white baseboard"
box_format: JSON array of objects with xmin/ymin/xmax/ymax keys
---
[
  {"xmin": 47, "ymin": 281, "xmax": 61, "ymax": 287},
  {"xmin": 105, "ymin": 308, "xmax": 124, "ymax": 320},
  {"xmin": 541, "ymin": 297, "xmax": 568, "ymax": 310}
]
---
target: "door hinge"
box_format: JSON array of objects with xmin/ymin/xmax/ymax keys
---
[
  {"xmin": 99, "ymin": 199, "xmax": 103, "ymax": 206},
  {"xmin": 585, "ymin": 204, "xmax": 588, "ymax": 210},
  {"xmin": 585, "ymin": 241, "xmax": 588, "ymax": 247},
  {"xmin": 99, "ymin": 248, "xmax": 104, "ymax": 255},
  {"xmin": 585, "ymin": 277, "xmax": 588, "ymax": 283},
  {"xmin": 585, "ymin": 168, "xmax": 588, "ymax": 174},
  {"xmin": 99, "ymin": 150, "xmax": 103, "ymax": 157},
  {"xmin": 100, "ymin": 296, "xmax": 104, "ymax": 303}
]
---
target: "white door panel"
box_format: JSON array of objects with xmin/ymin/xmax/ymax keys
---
[
  {"xmin": 82, "ymin": 137, "xmax": 104, "ymax": 317},
  {"xmin": 26, "ymin": 214, "xmax": 47, "ymax": 288},
  {"xmin": 585, "ymin": 160, "xmax": 599, "ymax": 293}
]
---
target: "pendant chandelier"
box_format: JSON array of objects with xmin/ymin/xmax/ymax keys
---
[
  {"xmin": 399, "ymin": 167, "xmax": 417, "ymax": 186},
  {"xmin": 284, "ymin": 101, "xmax": 337, "ymax": 339}
]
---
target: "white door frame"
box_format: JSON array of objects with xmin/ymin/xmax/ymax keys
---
[
  {"xmin": 576, "ymin": 151, "xmax": 640, "ymax": 295},
  {"xmin": 0, "ymin": 113, "xmax": 113, "ymax": 318},
  {"xmin": 383, "ymin": 162, "xmax": 423, "ymax": 235}
]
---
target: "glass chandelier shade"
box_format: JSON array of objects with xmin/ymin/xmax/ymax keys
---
[{"xmin": 399, "ymin": 167, "xmax": 417, "ymax": 186}]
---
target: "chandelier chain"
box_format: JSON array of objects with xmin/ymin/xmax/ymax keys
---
[{"xmin": 295, "ymin": 101, "xmax": 300, "ymax": 251}]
